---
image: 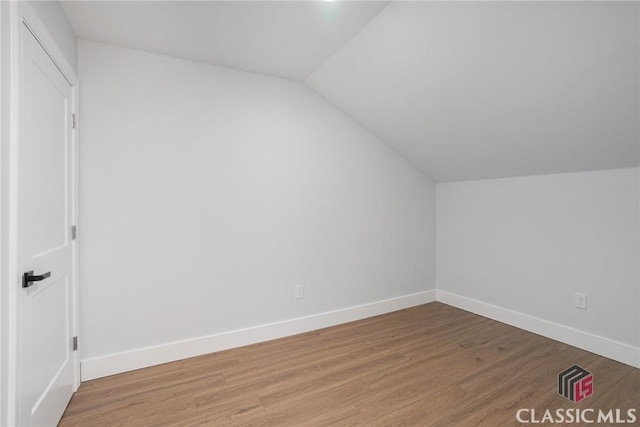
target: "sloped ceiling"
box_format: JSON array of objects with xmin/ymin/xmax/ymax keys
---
[
  {"xmin": 62, "ymin": 1, "xmax": 639, "ymax": 182},
  {"xmin": 307, "ymin": 2, "xmax": 639, "ymax": 181},
  {"xmin": 60, "ymin": 1, "xmax": 389, "ymax": 81}
]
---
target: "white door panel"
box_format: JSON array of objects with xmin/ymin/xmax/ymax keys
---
[
  {"xmin": 29, "ymin": 69, "xmax": 68, "ymax": 255},
  {"xmin": 19, "ymin": 23, "xmax": 75, "ymax": 427}
]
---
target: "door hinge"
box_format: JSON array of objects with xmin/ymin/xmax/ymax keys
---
[
  {"xmin": 71, "ymin": 225, "xmax": 77, "ymax": 240},
  {"xmin": 73, "ymin": 336, "xmax": 78, "ymax": 351},
  {"xmin": 72, "ymin": 113, "xmax": 77, "ymax": 129}
]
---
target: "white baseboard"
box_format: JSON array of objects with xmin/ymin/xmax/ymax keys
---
[
  {"xmin": 81, "ymin": 288, "xmax": 639, "ymax": 381},
  {"xmin": 81, "ymin": 290, "xmax": 437, "ymax": 381},
  {"xmin": 436, "ymin": 290, "xmax": 640, "ymax": 369}
]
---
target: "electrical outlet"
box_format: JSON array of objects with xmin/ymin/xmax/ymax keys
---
[
  {"xmin": 575, "ymin": 292, "xmax": 587, "ymax": 310},
  {"xmin": 295, "ymin": 285, "xmax": 304, "ymax": 300}
]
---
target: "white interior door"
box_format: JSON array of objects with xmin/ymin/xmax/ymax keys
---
[{"xmin": 18, "ymin": 23, "xmax": 76, "ymax": 427}]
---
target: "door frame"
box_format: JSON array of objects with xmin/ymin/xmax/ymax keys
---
[{"xmin": 1, "ymin": 3, "xmax": 79, "ymax": 425}]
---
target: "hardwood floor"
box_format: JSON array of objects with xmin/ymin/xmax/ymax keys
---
[{"xmin": 59, "ymin": 302, "xmax": 639, "ymax": 426}]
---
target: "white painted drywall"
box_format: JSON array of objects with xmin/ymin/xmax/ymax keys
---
[
  {"xmin": 0, "ymin": 4, "xmax": 8, "ymax": 424},
  {"xmin": 437, "ymin": 168, "xmax": 640, "ymax": 347},
  {"xmin": 29, "ymin": 1, "xmax": 76, "ymax": 72},
  {"xmin": 77, "ymin": 40, "xmax": 436, "ymax": 361}
]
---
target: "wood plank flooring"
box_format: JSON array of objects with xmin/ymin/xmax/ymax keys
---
[{"xmin": 59, "ymin": 302, "xmax": 639, "ymax": 426}]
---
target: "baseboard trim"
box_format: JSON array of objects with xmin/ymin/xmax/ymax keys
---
[
  {"xmin": 80, "ymin": 290, "xmax": 437, "ymax": 381},
  {"xmin": 436, "ymin": 290, "xmax": 640, "ymax": 369},
  {"xmin": 81, "ymin": 288, "xmax": 638, "ymax": 381}
]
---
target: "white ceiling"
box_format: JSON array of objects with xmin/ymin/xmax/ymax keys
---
[
  {"xmin": 307, "ymin": 1, "xmax": 640, "ymax": 181},
  {"xmin": 61, "ymin": 1, "xmax": 389, "ymax": 81},
  {"xmin": 61, "ymin": 1, "xmax": 639, "ymax": 182}
]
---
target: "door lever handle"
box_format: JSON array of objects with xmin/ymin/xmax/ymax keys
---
[{"xmin": 22, "ymin": 270, "xmax": 51, "ymax": 288}]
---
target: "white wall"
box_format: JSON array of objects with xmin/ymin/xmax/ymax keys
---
[
  {"xmin": 78, "ymin": 40, "xmax": 436, "ymax": 367},
  {"xmin": 28, "ymin": 1, "xmax": 76, "ymax": 72},
  {"xmin": 437, "ymin": 168, "xmax": 639, "ymax": 350},
  {"xmin": 0, "ymin": 4, "xmax": 8, "ymax": 424}
]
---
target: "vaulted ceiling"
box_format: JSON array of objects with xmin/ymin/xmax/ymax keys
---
[
  {"xmin": 61, "ymin": 1, "xmax": 639, "ymax": 182},
  {"xmin": 61, "ymin": 1, "xmax": 389, "ymax": 81}
]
